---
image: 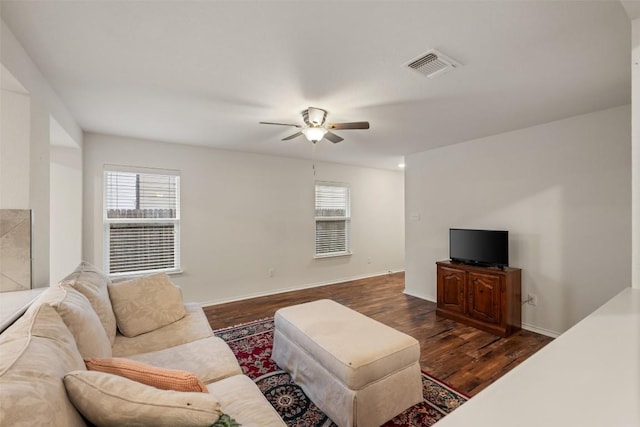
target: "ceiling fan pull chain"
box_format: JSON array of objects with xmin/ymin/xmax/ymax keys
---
[{"xmin": 312, "ymin": 142, "xmax": 317, "ymax": 177}]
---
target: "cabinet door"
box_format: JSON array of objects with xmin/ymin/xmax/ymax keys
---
[
  {"xmin": 437, "ymin": 267, "xmax": 466, "ymax": 314},
  {"xmin": 467, "ymin": 272, "xmax": 502, "ymax": 324}
]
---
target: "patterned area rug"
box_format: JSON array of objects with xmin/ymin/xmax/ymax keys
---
[{"xmin": 215, "ymin": 318, "xmax": 468, "ymax": 426}]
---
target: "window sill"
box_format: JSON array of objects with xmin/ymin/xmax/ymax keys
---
[
  {"xmin": 314, "ymin": 252, "xmax": 352, "ymax": 259},
  {"xmin": 109, "ymin": 268, "xmax": 183, "ymax": 280}
]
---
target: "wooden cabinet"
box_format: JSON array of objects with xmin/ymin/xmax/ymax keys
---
[{"xmin": 436, "ymin": 261, "xmax": 521, "ymax": 337}]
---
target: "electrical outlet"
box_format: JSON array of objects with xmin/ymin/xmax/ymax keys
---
[
  {"xmin": 268, "ymin": 268, "xmax": 274, "ymax": 278},
  {"xmin": 367, "ymin": 257, "xmax": 371, "ymax": 264},
  {"xmin": 527, "ymin": 293, "xmax": 537, "ymax": 306}
]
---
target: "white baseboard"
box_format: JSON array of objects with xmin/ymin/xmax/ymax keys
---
[
  {"xmin": 402, "ymin": 289, "xmax": 436, "ymax": 303},
  {"xmin": 201, "ymin": 270, "xmax": 405, "ymax": 308},
  {"xmin": 521, "ymin": 322, "xmax": 561, "ymax": 338},
  {"xmin": 403, "ymin": 291, "xmax": 560, "ymax": 338},
  {"xmin": 201, "ymin": 275, "xmax": 560, "ymax": 339}
]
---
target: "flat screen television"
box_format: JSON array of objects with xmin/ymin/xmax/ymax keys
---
[{"xmin": 449, "ymin": 228, "xmax": 509, "ymax": 268}]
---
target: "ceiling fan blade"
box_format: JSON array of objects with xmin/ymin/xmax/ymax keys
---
[
  {"xmin": 303, "ymin": 107, "xmax": 328, "ymax": 126},
  {"xmin": 328, "ymin": 121, "xmax": 370, "ymax": 130},
  {"xmin": 324, "ymin": 131, "xmax": 344, "ymax": 144},
  {"xmin": 282, "ymin": 131, "xmax": 303, "ymax": 141},
  {"xmin": 259, "ymin": 121, "xmax": 301, "ymax": 128}
]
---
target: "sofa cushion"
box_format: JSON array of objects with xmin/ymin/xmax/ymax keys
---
[
  {"xmin": 112, "ymin": 302, "xmax": 213, "ymax": 357},
  {"xmin": 206, "ymin": 374, "xmax": 286, "ymax": 427},
  {"xmin": 127, "ymin": 337, "xmax": 242, "ymax": 384},
  {"xmin": 32, "ymin": 286, "xmax": 112, "ymax": 358},
  {"xmin": 60, "ymin": 261, "xmax": 117, "ymax": 345},
  {"xmin": 84, "ymin": 357, "xmax": 208, "ymax": 392},
  {"xmin": 108, "ymin": 273, "xmax": 186, "ymax": 338},
  {"xmin": 64, "ymin": 370, "xmax": 221, "ymax": 427},
  {"xmin": 0, "ymin": 304, "xmax": 87, "ymax": 427}
]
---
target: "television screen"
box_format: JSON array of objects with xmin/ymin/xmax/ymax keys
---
[{"xmin": 449, "ymin": 228, "xmax": 509, "ymax": 267}]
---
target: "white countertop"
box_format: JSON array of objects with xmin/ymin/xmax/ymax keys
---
[
  {"xmin": 436, "ymin": 287, "xmax": 640, "ymax": 427},
  {"xmin": 0, "ymin": 288, "xmax": 45, "ymax": 332}
]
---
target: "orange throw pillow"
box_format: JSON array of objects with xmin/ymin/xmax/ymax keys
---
[{"xmin": 84, "ymin": 357, "xmax": 208, "ymax": 393}]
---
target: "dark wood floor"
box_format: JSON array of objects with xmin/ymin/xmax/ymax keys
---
[{"xmin": 204, "ymin": 272, "xmax": 553, "ymax": 396}]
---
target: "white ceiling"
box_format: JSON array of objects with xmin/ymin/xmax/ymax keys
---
[
  {"xmin": 1, "ymin": 63, "xmax": 27, "ymax": 93},
  {"xmin": 621, "ymin": 0, "xmax": 640, "ymax": 18},
  {"xmin": 0, "ymin": 1, "xmax": 633, "ymax": 170}
]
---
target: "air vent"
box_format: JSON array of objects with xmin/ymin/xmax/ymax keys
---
[{"xmin": 407, "ymin": 49, "xmax": 461, "ymax": 79}]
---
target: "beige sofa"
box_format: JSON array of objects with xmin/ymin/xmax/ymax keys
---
[{"xmin": 0, "ymin": 262, "xmax": 285, "ymax": 427}]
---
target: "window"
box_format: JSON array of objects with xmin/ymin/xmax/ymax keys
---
[
  {"xmin": 315, "ymin": 182, "xmax": 351, "ymax": 257},
  {"xmin": 104, "ymin": 166, "xmax": 180, "ymax": 276}
]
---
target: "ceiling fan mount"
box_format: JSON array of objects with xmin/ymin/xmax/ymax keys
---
[{"xmin": 260, "ymin": 107, "xmax": 369, "ymax": 144}]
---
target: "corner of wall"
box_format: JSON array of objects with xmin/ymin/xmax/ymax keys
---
[
  {"xmin": 631, "ymin": 18, "xmax": 640, "ymax": 289},
  {"xmin": 1, "ymin": 18, "xmax": 83, "ymax": 287}
]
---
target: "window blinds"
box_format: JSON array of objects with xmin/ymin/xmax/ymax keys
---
[
  {"xmin": 108, "ymin": 224, "xmax": 176, "ymax": 273},
  {"xmin": 106, "ymin": 172, "xmax": 178, "ymax": 218},
  {"xmin": 104, "ymin": 170, "xmax": 180, "ymax": 275},
  {"xmin": 315, "ymin": 184, "xmax": 350, "ymax": 256}
]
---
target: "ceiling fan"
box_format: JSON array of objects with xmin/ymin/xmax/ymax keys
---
[{"xmin": 260, "ymin": 107, "xmax": 370, "ymax": 144}]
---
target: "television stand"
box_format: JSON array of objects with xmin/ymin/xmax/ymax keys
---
[
  {"xmin": 452, "ymin": 259, "xmax": 506, "ymax": 270},
  {"xmin": 436, "ymin": 261, "xmax": 521, "ymax": 337}
]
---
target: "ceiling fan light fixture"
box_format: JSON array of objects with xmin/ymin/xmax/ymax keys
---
[
  {"xmin": 261, "ymin": 106, "xmax": 369, "ymax": 144},
  {"xmin": 302, "ymin": 127, "xmax": 327, "ymax": 143}
]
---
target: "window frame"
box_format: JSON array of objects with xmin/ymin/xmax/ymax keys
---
[
  {"xmin": 314, "ymin": 181, "xmax": 352, "ymax": 259},
  {"xmin": 103, "ymin": 165, "xmax": 181, "ymax": 277}
]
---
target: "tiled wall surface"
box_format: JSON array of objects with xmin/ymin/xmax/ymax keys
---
[{"xmin": 0, "ymin": 209, "xmax": 31, "ymax": 292}]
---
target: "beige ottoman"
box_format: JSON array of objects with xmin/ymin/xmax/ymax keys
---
[{"xmin": 272, "ymin": 299, "xmax": 422, "ymax": 427}]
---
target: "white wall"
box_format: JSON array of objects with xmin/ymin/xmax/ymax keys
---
[
  {"xmin": 83, "ymin": 133, "xmax": 405, "ymax": 304},
  {"xmin": 1, "ymin": 19, "xmax": 82, "ymax": 287},
  {"xmin": 405, "ymin": 105, "xmax": 631, "ymax": 335},
  {"xmin": 50, "ymin": 146, "xmax": 82, "ymax": 283},
  {"xmin": 632, "ymin": 17, "xmax": 639, "ymax": 289},
  {"xmin": 0, "ymin": 88, "xmax": 30, "ymax": 208},
  {"xmin": 0, "ymin": 20, "xmax": 81, "ymax": 145}
]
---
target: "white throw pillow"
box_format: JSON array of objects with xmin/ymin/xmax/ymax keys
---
[
  {"xmin": 60, "ymin": 261, "xmax": 117, "ymax": 345},
  {"xmin": 108, "ymin": 273, "xmax": 186, "ymax": 337},
  {"xmin": 32, "ymin": 286, "xmax": 112, "ymax": 358},
  {"xmin": 63, "ymin": 370, "xmax": 221, "ymax": 427}
]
